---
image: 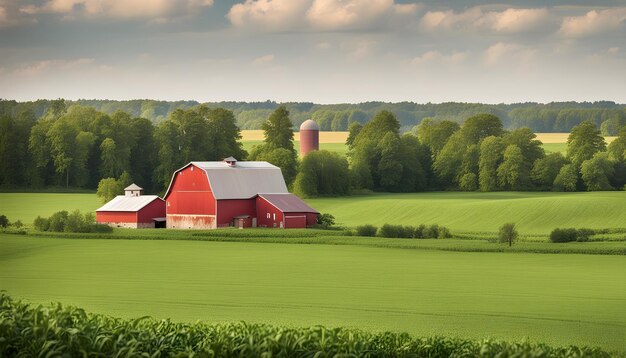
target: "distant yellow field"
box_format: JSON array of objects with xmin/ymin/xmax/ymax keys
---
[
  {"xmin": 242, "ymin": 131, "xmax": 616, "ymax": 145},
  {"xmin": 241, "ymin": 130, "xmax": 348, "ymax": 143},
  {"xmin": 535, "ymin": 133, "xmax": 616, "ymax": 144}
]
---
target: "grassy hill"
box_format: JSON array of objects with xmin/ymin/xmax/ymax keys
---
[
  {"xmin": 2, "ymin": 191, "xmax": 626, "ymax": 235},
  {"xmin": 310, "ymin": 191, "xmax": 626, "ymax": 235},
  {"xmin": 0, "ymin": 235, "xmax": 624, "ymax": 351}
]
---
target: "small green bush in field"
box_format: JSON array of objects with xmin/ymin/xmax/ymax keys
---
[
  {"xmin": 0, "ymin": 215, "xmax": 9, "ymax": 228},
  {"xmin": 316, "ymin": 213, "xmax": 336, "ymax": 229},
  {"xmin": 356, "ymin": 224, "xmax": 378, "ymax": 237},
  {"xmin": 377, "ymin": 223, "xmax": 451, "ymax": 239},
  {"xmin": 33, "ymin": 210, "xmax": 112, "ymax": 233},
  {"xmin": 438, "ymin": 226, "xmax": 452, "ymax": 239},
  {"xmin": 550, "ymin": 228, "xmax": 597, "ymax": 243}
]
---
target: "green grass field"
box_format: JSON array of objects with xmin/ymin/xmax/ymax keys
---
[
  {"xmin": 2, "ymin": 191, "xmax": 626, "ymax": 235},
  {"xmin": 309, "ymin": 191, "xmax": 626, "ymax": 234},
  {"xmin": 0, "ymin": 236, "xmax": 624, "ymax": 351},
  {"xmin": 542, "ymin": 143, "xmax": 568, "ymax": 154}
]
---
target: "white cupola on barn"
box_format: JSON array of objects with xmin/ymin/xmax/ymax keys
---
[
  {"xmin": 124, "ymin": 183, "xmax": 144, "ymax": 197},
  {"xmin": 223, "ymin": 156, "xmax": 238, "ymax": 167}
]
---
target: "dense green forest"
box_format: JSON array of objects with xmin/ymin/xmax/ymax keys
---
[
  {"xmin": 1, "ymin": 99, "xmax": 625, "ymax": 195},
  {"xmin": 1, "ymin": 99, "xmax": 625, "ymax": 134}
]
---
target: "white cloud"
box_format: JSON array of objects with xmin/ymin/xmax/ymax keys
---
[
  {"xmin": 15, "ymin": 61, "xmax": 53, "ymax": 76},
  {"xmin": 347, "ymin": 40, "xmax": 376, "ymax": 59},
  {"xmin": 607, "ymin": 47, "xmax": 620, "ymax": 55},
  {"xmin": 19, "ymin": 0, "xmax": 213, "ymax": 19},
  {"xmin": 316, "ymin": 42, "xmax": 331, "ymax": 50},
  {"xmin": 420, "ymin": 7, "xmax": 549, "ymax": 34},
  {"xmin": 14, "ymin": 58, "xmax": 98, "ymax": 76},
  {"xmin": 411, "ymin": 50, "xmax": 468, "ymax": 65},
  {"xmin": 227, "ymin": 0, "xmax": 310, "ymax": 31},
  {"xmin": 484, "ymin": 8, "xmax": 549, "ymax": 33},
  {"xmin": 559, "ymin": 8, "xmax": 626, "ymax": 38},
  {"xmin": 306, "ymin": 0, "xmax": 417, "ymax": 30},
  {"xmin": 252, "ymin": 54, "xmax": 275, "ymax": 65},
  {"xmin": 483, "ymin": 42, "xmax": 536, "ymax": 68},
  {"xmin": 227, "ymin": 0, "xmax": 418, "ymax": 31},
  {"xmin": 0, "ymin": 6, "xmax": 7, "ymax": 25}
]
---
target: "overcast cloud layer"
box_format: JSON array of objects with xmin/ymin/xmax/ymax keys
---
[{"xmin": 0, "ymin": 0, "xmax": 625, "ymax": 103}]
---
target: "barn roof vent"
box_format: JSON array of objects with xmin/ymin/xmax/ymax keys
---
[
  {"xmin": 223, "ymin": 156, "xmax": 237, "ymax": 167},
  {"xmin": 124, "ymin": 183, "xmax": 143, "ymax": 197}
]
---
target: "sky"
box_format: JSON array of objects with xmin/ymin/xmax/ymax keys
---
[{"xmin": 0, "ymin": 0, "xmax": 625, "ymax": 104}]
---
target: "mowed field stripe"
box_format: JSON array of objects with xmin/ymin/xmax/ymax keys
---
[{"xmin": 0, "ymin": 237, "xmax": 624, "ymax": 350}]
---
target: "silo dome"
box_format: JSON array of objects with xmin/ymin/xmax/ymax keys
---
[
  {"xmin": 299, "ymin": 119, "xmax": 319, "ymax": 157},
  {"xmin": 300, "ymin": 119, "xmax": 320, "ymax": 131}
]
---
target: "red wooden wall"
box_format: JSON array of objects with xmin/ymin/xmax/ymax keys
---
[
  {"xmin": 96, "ymin": 211, "xmax": 136, "ymax": 223},
  {"xmin": 136, "ymin": 199, "xmax": 166, "ymax": 223},
  {"xmin": 217, "ymin": 199, "xmax": 256, "ymax": 227},
  {"xmin": 255, "ymin": 196, "xmax": 284, "ymax": 228},
  {"xmin": 165, "ymin": 165, "xmax": 216, "ymax": 215}
]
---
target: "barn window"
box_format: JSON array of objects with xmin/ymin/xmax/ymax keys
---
[
  {"xmin": 273, "ymin": 213, "xmax": 276, "ymax": 220},
  {"xmin": 191, "ymin": 166, "xmax": 194, "ymax": 171},
  {"xmin": 266, "ymin": 213, "xmax": 270, "ymax": 219},
  {"xmin": 167, "ymin": 201, "xmax": 170, "ymax": 207}
]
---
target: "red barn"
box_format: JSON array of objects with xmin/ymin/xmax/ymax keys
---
[
  {"xmin": 164, "ymin": 157, "xmax": 318, "ymax": 229},
  {"xmin": 96, "ymin": 184, "xmax": 166, "ymax": 228}
]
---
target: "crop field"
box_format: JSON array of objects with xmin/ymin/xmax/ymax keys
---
[
  {"xmin": 242, "ymin": 140, "xmax": 348, "ymax": 156},
  {"xmin": 241, "ymin": 130, "xmax": 349, "ymax": 143},
  {"xmin": 534, "ymin": 132, "xmax": 616, "ymax": 144},
  {"xmin": 240, "ymin": 131, "xmax": 615, "ymax": 156},
  {"xmin": 0, "ymin": 235, "xmax": 624, "ymax": 351},
  {"xmin": 2, "ymin": 191, "xmax": 626, "ymax": 235}
]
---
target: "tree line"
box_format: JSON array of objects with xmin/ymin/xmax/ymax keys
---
[
  {"xmin": 1, "ymin": 99, "xmax": 625, "ymax": 196},
  {"xmin": 0, "ymin": 100, "xmax": 245, "ymax": 193},
  {"xmin": 295, "ymin": 112, "xmax": 626, "ymax": 196},
  {"xmin": 2, "ymin": 99, "xmax": 624, "ymax": 134}
]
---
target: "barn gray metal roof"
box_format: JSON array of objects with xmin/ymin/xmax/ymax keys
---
[
  {"xmin": 299, "ymin": 119, "xmax": 319, "ymax": 131},
  {"xmin": 96, "ymin": 195, "xmax": 162, "ymax": 212},
  {"xmin": 258, "ymin": 193, "xmax": 319, "ymax": 213},
  {"xmin": 191, "ymin": 161, "xmax": 288, "ymax": 200}
]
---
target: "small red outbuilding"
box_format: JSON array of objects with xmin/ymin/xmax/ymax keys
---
[{"xmin": 96, "ymin": 184, "xmax": 166, "ymax": 228}]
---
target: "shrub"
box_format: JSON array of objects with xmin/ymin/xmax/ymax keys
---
[
  {"xmin": 32, "ymin": 210, "xmax": 112, "ymax": 233},
  {"xmin": 549, "ymin": 228, "xmax": 598, "ymax": 243},
  {"xmin": 356, "ymin": 224, "xmax": 378, "ymax": 237},
  {"xmin": 438, "ymin": 226, "xmax": 452, "ymax": 239},
  {"xmin": 33, "ymin": 216, "xmax": 50, "ymax": 231},
  {"xmin": 378, "ymin": 224, "xmax": 410, "ymax": 238},
  {"xmin": 576, "ymin": 228, "xmax": 595, "ymax": 242},
  {"xmin": 414, "ymin": 224, "xmax": 426, "ymax": 238},
  {"xmin": 88, "ymin": 223, "xmax": 113, "ymax": 233},
  {"xmin": 48, "ymin": 211, "xmax": 69, "ymax": 232},
  {"xmin": 12, "ymin": 220, "xmax": 23, "ymax": 229},
  {"xmin": 316, "ymin": 213, "xmax": 335, "ymax": 229},
  {"xmin": 64, "ymin": 209, "xmax": 86, "ymax": 233},
  {"xmin": 498, "ymin": 223, "xmax": 519, "ymax": 247},
  {"xmin": 424, "ymin": 224, "xmax": 439, "ymax": 239},
  {"xmin": 549, "ymin": 228, "xmax": 579, "ymax": 243},
  {"xmin": 0, "ymin": 215, "xmax": 8, "ymax": 228}
]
